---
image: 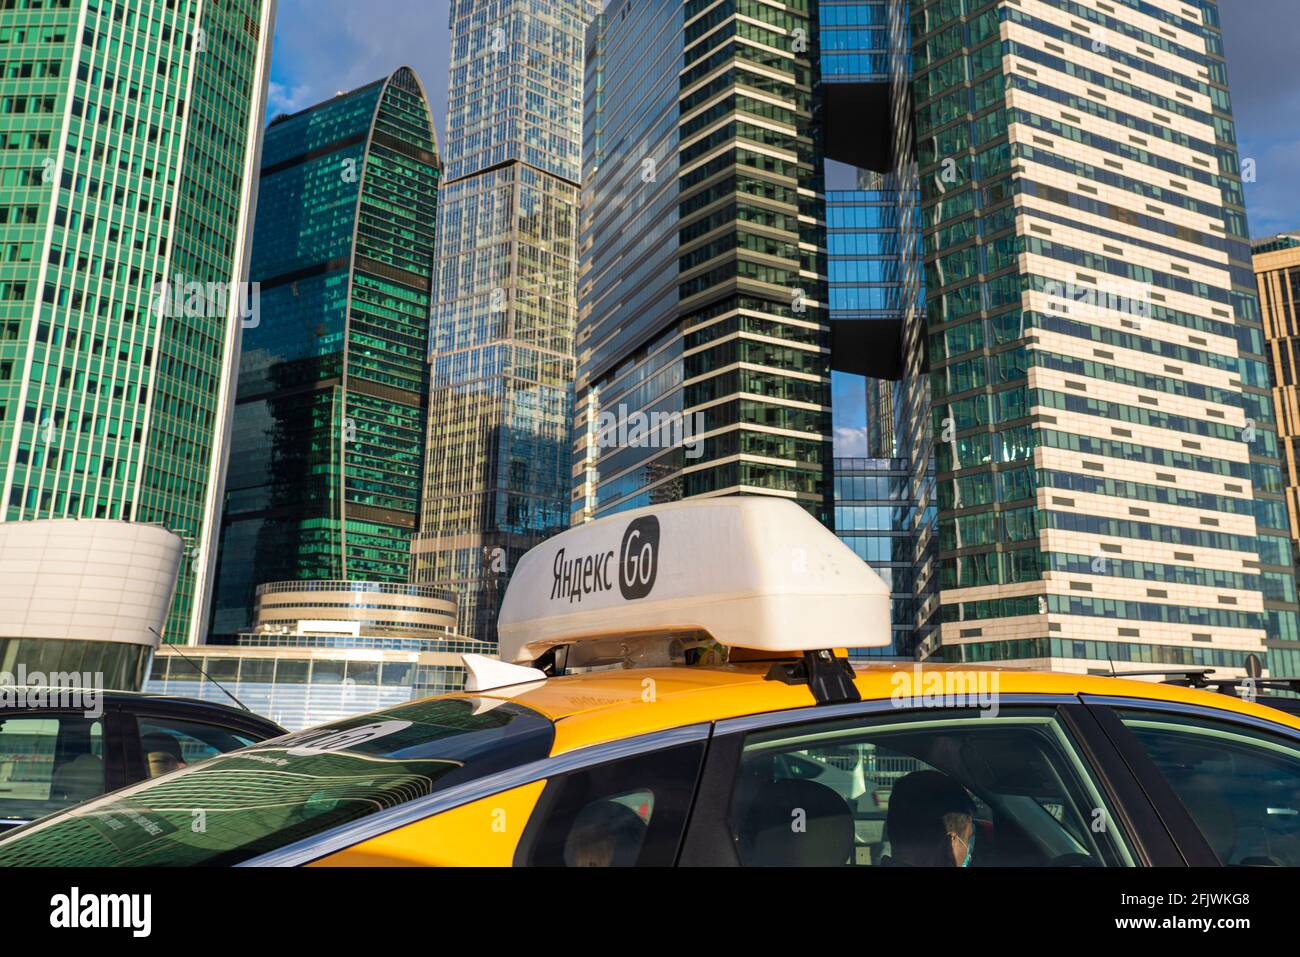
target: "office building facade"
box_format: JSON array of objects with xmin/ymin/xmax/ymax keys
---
[
  {"xmin": 0, "ymin": 0, "xmax": 276, "ymax": 643},
  {"xmin": 574, "ymin": 0, "xmax": 927, "ymax": 657},
  {"xmin": 913, "ymin": 0, "xmax": 1297, "ymax": 674},
  {"xmin": 575, "ymin": 0, "xmax": 833, "ymax": 528},
  {"xmin": 834, "ymin": 456, "xmax": 914, "ymax": 656},
  {"xmin": 827, "ymin": 181, "xmax": 906, "ymax": 460},
  {"xmin": 575, "ymin": 0, "xmax": 1296, "ymax": 674},
  {"xmin": 1255, "ymin": 233, "xmax": 1300, "ymax": 676},
  {"xmin": 412, "ymin": 0, "xmax": 598, "ymax": 646},
  {"xmin": 209, "ymin": 68, "xmax": 440, "ymax": 638},
  {"xmin": 823, "ymin": 1, "xmax": 922, "ymax": 657},
  {"xmin": 822, "ymin": 0, "xmax": 910, "ymax": 468}
]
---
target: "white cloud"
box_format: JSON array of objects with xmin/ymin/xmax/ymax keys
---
[
  {"xmin": 834, "ymin": 426, "xmax": 869, "ymax": 457},
  {"xmin": 266, "ymin": 81, "xmax": 313, "ymax": 117},
  {"xmin": 268, "ymin": 0, "xmax": 452, "ymax": 138}
]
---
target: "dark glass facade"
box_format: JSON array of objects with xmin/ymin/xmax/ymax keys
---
[
  {"xmin": 835, "ymin": 456, "xmax": 915, "ymax": 656},
  {"xmin": 828, "ymin": 185, "xmax": 903, "ymax": 327},
  {"xmin": 575, "ymin": 0, "xmax": 832, "ymax": 527},
  {"xmin": 575, "ymin": 0, "xmax": 920, "ymax": 649},
  {"xmin": 209, "ymin": 68, "xmax": 440, "ymax": 638},
  {"xmin": 0, "ymin": 637, "xmax": 150, "ymax": 693}
]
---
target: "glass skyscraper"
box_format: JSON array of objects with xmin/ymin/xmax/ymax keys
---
[
  {"xmin": 574, "ymin": 0, "xmax": 1297, "ymax": 675},
  {"xmin": 1254, "ymin": 233, "xmax": 1300, "ymax": 677},
  {"xmin": 0, "ymin": 0, "xmax": 276, "ymax": 643},
  {"xmin": 209, "ymin": 68, "xmax": 440, "ymax": 638},
  {"xmin": 575, "ymin": 0, "xmax": 924, "ymax": 656},
  {"xmin": 823, "ymin": 0, "xmax": 921, "ymax": 657},
  {"xmin": 835, "ymin": 456, "xmax": 914, "ymax": 657},
  {"xmin": 412, "ymin": 0, "xmax": 598, "ymax": 646},
  {"xmin": 911, "ymin": 0, "xmax": 1298, "ymax": 673},
  {"xmin": 576, "ymin": 0, "xmax": 832, "ymax": 527}
]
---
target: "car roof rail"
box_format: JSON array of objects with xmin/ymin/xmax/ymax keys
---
[
  {"xmin": 1105, "ymin": 665, "xmax": 1300, "ymax": 697},
  {"xmin": 1105, "ymin": 666, "xmax": 1216, "ymax": 685}
]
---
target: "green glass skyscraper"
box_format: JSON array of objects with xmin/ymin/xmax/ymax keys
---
[
  {"xmin": 0, "ymin": 0, "xmax": 276, "ymax": 643},
  {"xmin": 209, "ymin": 68, "xmax": 440, "ymax": 638}
]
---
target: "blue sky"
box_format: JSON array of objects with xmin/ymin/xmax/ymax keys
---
[
  {"xmin": 265, "ymin": 0, "xmax": 1300, "ymax": 456},
  {"xmin": 266, "ymin": 0, "xmax": 452, "ymax": 143},
  {"xmin": 1219, "ymin": 0, "xmax": 1300, "ymax": 238},
  {"xmin": 267, "ymin": 0, "xmax": 1299, "ymax": 237}
]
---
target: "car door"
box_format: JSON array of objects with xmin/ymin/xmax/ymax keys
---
[
  {"xmin": 680, "ymin": 699, "xmax": 1188, "ymax": 866},
  {"xmin": 303, "ymin": 725, "xmax": 711, "ymax": 866},
  {"xmin": 308, "ymin": 780, "xmax": 551, "ymax": 866},
  {"xmin": 1083, "ymin": 697, "xmax": 1300, "ymax": 866},
  {"xmin": 512, "ymin": 733, "xmax": 709, "ymax": 866}
]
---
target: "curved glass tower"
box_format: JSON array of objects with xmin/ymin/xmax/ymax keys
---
[{"xmin": 209, "ymin": 68, "xmax": 441, "ymax": 639}]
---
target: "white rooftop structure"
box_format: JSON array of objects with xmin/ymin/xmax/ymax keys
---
[{"xmin": 0, "ymin": 520, "xmax": 182, "ymax": 649}]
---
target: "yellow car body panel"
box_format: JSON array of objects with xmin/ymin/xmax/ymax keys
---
[
  {"xmin": 299, "ymin": 663, "xmax": 1298, "ymax": 867},
  {"xmin": 308, "ymin": 780, "xmax": 548, "ymax": 867},
  {"xmin": 448, "ymin": 662, "xmax": 1300, "ymax": 756}
]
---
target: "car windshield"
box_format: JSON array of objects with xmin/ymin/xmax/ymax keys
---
[{"xmin": 0, "ymin": 697, "xmax": 553, "ymax": 866}]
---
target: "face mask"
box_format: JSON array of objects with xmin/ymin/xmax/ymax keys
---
[{"xmin": 954, "ymin": 830, "xmax": 975, "ymax": 867}]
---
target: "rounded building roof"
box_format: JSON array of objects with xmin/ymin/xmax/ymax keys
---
[{"xmin": 0, "ymin": 520, "xmax": 184, "ymax": 648}]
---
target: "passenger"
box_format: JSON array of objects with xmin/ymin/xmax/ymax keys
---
[
  {"xmin": 563, "ymin": 799, "xmax": 647, "ymax": 866},
  {"xmin": 142, "ymin": 733, "xmax": 187, "ymax": 779},
  {"xmin": 882, "ymin": 769, "xmax": 978, "ymax": 867}
]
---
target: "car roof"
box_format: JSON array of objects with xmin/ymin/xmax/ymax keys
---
[{"xmin": 446, "ymin": 662, "xmax": 1300, "ymax": 755}]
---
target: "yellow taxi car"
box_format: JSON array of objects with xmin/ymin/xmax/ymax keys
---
[{"xmin": 1, "ymin": 499, "xmax": 1299, "ymax": 867}]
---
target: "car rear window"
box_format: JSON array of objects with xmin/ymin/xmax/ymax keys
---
[
  {"xmin": 0, "ymin": 713, "xmax": 104, "ymax": 822},
  {"xmin": 0, "ymin": 697, "xmax": 553, "ymax": 866}
]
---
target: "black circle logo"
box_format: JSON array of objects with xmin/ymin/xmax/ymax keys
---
[{"xmin": 618, "ymin": 516, "xmax": 660, "ymax": 600}]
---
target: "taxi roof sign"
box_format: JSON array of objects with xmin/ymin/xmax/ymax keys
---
[{"xmin": 497, "ymin": 497, "xmax": 891, "ymax": 665}]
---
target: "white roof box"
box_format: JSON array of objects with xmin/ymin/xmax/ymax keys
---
[{"xmin": 497, "ymin": 497, "xmax": 891, "ymax": 665}]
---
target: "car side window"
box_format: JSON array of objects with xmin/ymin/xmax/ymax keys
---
[
  {"xmin": 0, "ymin": 714, "xmax": 104, "ymax": 820},
  {"xmin": 520, "ymin": 741, "xmax": 705, "ymax": 866},
  {"xmin": 727, "ymin": 708, "xmax": 1136, "ymax": 867},
  {"xmin": 1116, "ymin": 709, "xmax": 1300, "ymax": 866},
  {"xmin": 137, "ymin": 717, "xmax": 257, "ymax": 779}
]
